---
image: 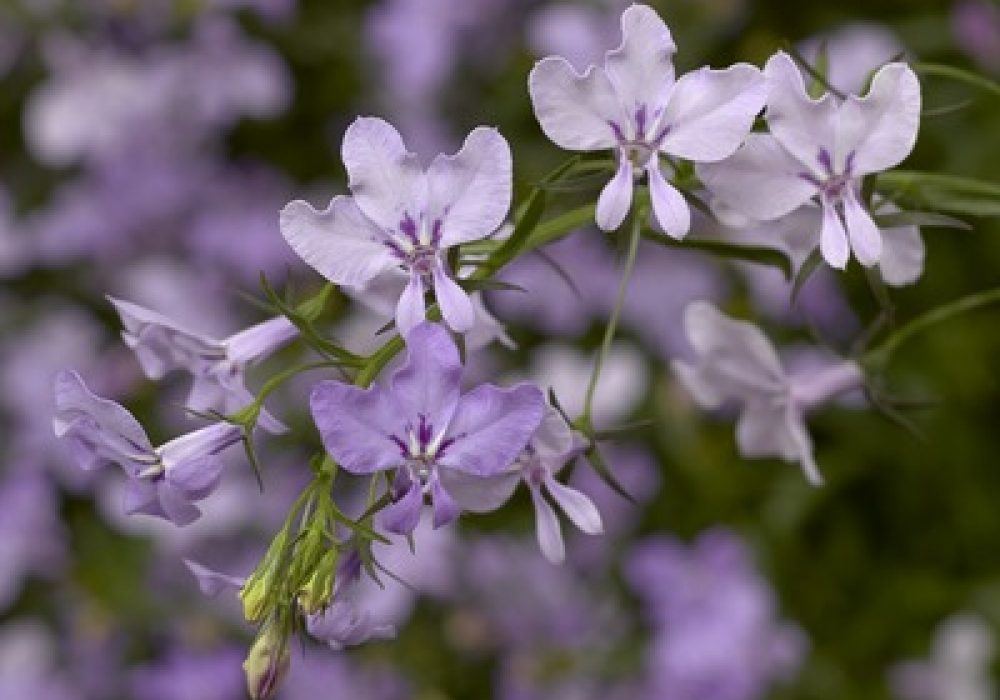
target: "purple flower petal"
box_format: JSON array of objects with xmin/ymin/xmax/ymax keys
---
[
  {"xmin": 166, "ymin": 455, "xmax": 224, "ymax": 501},
  {"xmin": 647, "ymin": 162, "xmax": 690, "ymax": 239},
  {"xmin": 595, "ymin": 158, "xmax": 633, "ymax": 231},
  {"xmin": 122, "ymin": 478, "xmax": 163, "ymax": 518},
  {"xmin": 530, "ymin": 485, "xmax": 565, "ymax": 564},
  {"xmin": 432, "ymin": 258, "xmax": 475, "ymax": 333},
  {"xmin": 390, "ymin": 322, "xmax": 462, "ymax": 432},
  {"xmin": 157, "ymin": 482, "xmax": 202, "ymax": 527},
  {"xmin": 544, "ymin": 475, "xmax": 603, "ymax": 535},
  {"xmin": 819, "ymin": 198, "xmax": 850, "ymax": 269},
  {"xmin": 437, "ymin": 467, "xmax": 520, "ymax": 513},
  {"xmin": 378, "ymin": 477, "xmax": 424, "ymax": 536},
  {"xmin": 310, "ymin": 381, "xmax": 403, "ymax": 474},
  {"xmin": 429, "ymin": 474, "xmax": 462, "ymax": 529},
  {"xmin": 528, "ymin": 56, "xmax": 622, "ymax": 151},
  {"xmin": 604, "ymin": 4, "xmax": 677, "ymax": 112},
  {"xmin": 843, "ymin": 187, "xmax": 882, "ymax": 267},
  {"xmin": 224, "ymin": 316, "xmax": 298, "ymax": 365},
  {"xmin": 395, "ymin": 271, "xmax": 426, "ymax": 337},
  {"xmin": 764, "ymin": 51, "xmax": 838, "ymax": 170},
  {"xmin": 183, "ymin": 560, "xmax": 246, "ymax": 597}
]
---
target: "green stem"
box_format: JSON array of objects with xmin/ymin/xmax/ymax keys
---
[
  {"xmin": 864, "ymin": 287, "xmax": 1000, "ymax": 366},
  {"xmin": 582, "ymin": 208, "xmax": 642, "ymax": 427}
]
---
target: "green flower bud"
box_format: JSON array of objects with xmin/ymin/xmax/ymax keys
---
[{"xmin": 243, "ymin": 625, "xmax": 291, "ymax": 700}]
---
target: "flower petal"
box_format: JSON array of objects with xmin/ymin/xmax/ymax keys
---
[
  {"xmin": 390, "ymin": 321, "xmax": 462, "ymax": 433},
  {"xmin": 879, "ymin": 219, "xmax": 925, "ymax": 287},
  {"xmin": 341, "ymin": 117, "xmax": 426, "ymax": 230},
  {"xmin": 819, "ymin": 199, "xmax": 850, "ymax": 270},
  {"xmin": 158, "ymin": 422, "xmax": 242, "ymax": 467},
  {"xmin": 843, "ymin": 188, "xmax": 882, "ymax": 267},
  {"xmin": 737, "ymin": 401, "xmax": 824, "ymax": 485},
  {"xmin": 280, "ymin": 196, "xmax": 397, "ymax": 288},
  {"xmin": 122, "ymin": 478, "xmax": 163, "ymax": 519},
  {"xmin": 659, "ymin": 63, "xmax": 766, "ymax": 162},
  {"xmin": 438, "ymin": 383, "xmax": 545, "ymax": 477},
  {"xmin": 647, "ymin": 162, "xmax": 690, "ymax": 239},
  {"xmin": 156, "ymin": 482, "xmax": 202, "ymax": 526},
  {"xmin": 437, "ymin": 467, "xmax": 520, "ymax": 513},
  {"xmin": 697, "ymin": 134, "xmax": 816, "ymax": 221},
  {"xmin": 429, "ymin": 474, "xmax": 462, "ymax": 529},
  {"xmin": 530, "ymin": 406, "xmax": 576, "ymax": 466},
  {"xmin": 528, "ymin": 56, "xmax": 622, "ymax": 151},
  {"xmin": 378, "ymin": 477, "xmax": 424, "ymax": 536},
  {"xmin": 426, "ymin": 127, "xmax": 512, "ymax": 247},
  {"xmin": 432, "ymin": 257, "xmax": 475, "ymax": 333},
  {"xmin": 184, "ymin": 560, "xmax": 246, "ymax": 597},
  {"xmin": 604, "ymin": 4, "xmax": 677, "ymax": 113},
  {"xmin": 530, "ymin": 486, "xmax": 565, "ymax": 564},
  {"xmin": 836, "ymin": 62, "xmax": 921, "ymax": 176},
  {"xmin": 310, "ymin": 381, "xmax": 403, "ymax": 474},
  {"xmin": 544, "ymin": 476, "xmax": 603, "ymax": 535},
  {"xmin": 764, "ymin": 51, "xmax": 838, "ymax": 171},
  {"xmin": 166, "ymin": 455, "xmax": 225, "ymax": 501},
  {"xmin": 395, "ymin": 271, "xmax": 426, "ymax": 337},
  {"xmin": 595, "ymin": 158, "xmax": 633, "ymax": 231},
  {"xmin": 224, "ymin": 317, "xmax": 298, "ymax": 365}
]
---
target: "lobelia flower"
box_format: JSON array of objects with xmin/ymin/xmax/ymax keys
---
[
  {"xmin": 445, "ymin": 407, "xmax": 604, "ymax": 564},
  {"xmin": 672, "ymin": 301, "xmax": 864, "ymax": 485},
  {"xmin": 109, "ymin": 297, "xmax": 296, "ymax": 433},
  {"xmin": 528, "ymin": 3, "xmax": 766, "ymax": 235},
  {"xmin": 698, "ymin": 50, "xmax": 921, "ymax": 270},
  {"xmin": 53, "ymin": 370, "xmax": 242, "ymax": 526},
  {"xmin": 309, "ymin": 321, "xmax": 545, "ymax": 536},
  {"xmin": 280, "ymin": 118, "xmax": 512, "ymax": 336}
]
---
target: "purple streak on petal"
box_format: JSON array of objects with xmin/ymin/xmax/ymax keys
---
[{"xmin": 390, "ymin": 321, "xmax": 462, "ymax": 432}]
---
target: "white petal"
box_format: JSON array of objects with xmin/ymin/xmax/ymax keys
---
[
  {"xmin": 432, "ymin": 257, "xmax": 475, "ymax": 333},
  {"xmin": 659, "ymin": 63, "xmax": 766, "ymax": 162},
  {"xmin": 879, "ymin": 219, "xmax": 925, "ymax": 287},
  {"xmin": 437, "ymin": 467, "xmax": 520, "ymax": 513},
  {"xmin": 280, "ymin": 196, "xmax": 396, "ymax": 288},
  {"xmin": 764, "ymin": 51, "xmax": 838, "ymax": 171},
  {"xmin": 427, "ymin": 127, "xmax": 512, "ymax": 247},
  {"xmin": 647, "ymin": 161, "xmax": 690, "ymax": 239},
  {"xmin": 395, "ymin": 272, "xmax": 426, "ymax": 337},
  {"xmin": 544, "ymin": 476, "xmax": 603, "ymax": 535},
  {"xmin": 842, "ymin": 188, "xmax": 882, "ymax": 267},
  {"xmin": 531, "ymin": 406, "xmax": 576, "ymax": 465},
  {"xmin": 224, "ymin": 317, "xmax": 297, "ymax": 365},
  {"xmin": 697, "ymin": 134, "xmax": 816, "ymax": 222},
  {"xmin": 736, "ymin": 401, "xmax": 823, "ymax": 485},
  {"xmin": 595, "ymin": 158, "xmax": 633, "ymax": 231},
  {"xmin": 604, "ymin": 4, "xmax": 677, "ymax": 112},
  {"xmin": 671, "ymin": 359, "xmax": 726, "ymax": 409},
  {"xmin": 836, "ymin": 62, "xmax": 921, "ymax": 175},
  {"xmin": 528, "ymin": 56, "xmax": 622, "ymax": 151},
  {"xmin": 341, "ymin": 116, "xmax": 426, "ymax": 230},
  {"xmin": 530, "ymin": 486, "xmax": 565, "ymax": 564},
  {"xmin": 819, "ymin": 199, "xmax": 850, "ymax": 270}
]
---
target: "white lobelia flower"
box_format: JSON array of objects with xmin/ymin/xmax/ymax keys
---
[
  {"xmin": 891, "ymin": 613, "xmax": 996, "ymax": 700},
  {"xmin": 672, "ymin": 301, "xmax": 864, "ymax": 485},
  {"xmin": 280, "ymin": 117, "xmax": 512, "ymax": 336},
  {"xmin": 528, "ymin": 3, "xmax": 766, "ymax": 236},
  {"xmin": 698, "ymin": 51, "xmax": 921, "ymax": 271}
]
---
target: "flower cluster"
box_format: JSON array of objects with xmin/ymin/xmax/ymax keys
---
[{"xmin": 49, "ymin": 3, "xmax": 997, "ymax": 698}]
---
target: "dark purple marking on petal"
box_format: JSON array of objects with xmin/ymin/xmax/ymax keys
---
[
  {"xmin": 635, "ymin": 105, "xmax": 648, "ymax": 138},
  {"xmin": 817, "ymin": 147, "xmax": 834, "ymax": 175},
  {"xmin": 435, "ymin": 432, "xmax": 464, "ymax": 459},
  {"xmin": 608, "ymin": 121, "xmax": 626, "ymax": 143},
  {"xmin": 399, "ymin": 214, "xmax": 419, "ymax": 245},
  {"xmin": 430, "ymin": 219, "xmax": 443, "ymax": 247},
  {"xmin": 844, "ymin": 150, "xmax": 856, "ymax": 177},
  {"xmin": 389, "ymin": 433, "xmax": 408, "ymax": 457},
  {"xmin": 417, "ymin": 413, "xmax": 433, "ymax": 452}
]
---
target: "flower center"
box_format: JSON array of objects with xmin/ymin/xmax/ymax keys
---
[
  {"xmin": 801, "ymin": 147, "xmax": 857, "ymax": 203},
  {"xmin": 608, "ymin": 104, "xmax": 670, "ymax": 170},
  {"xmin": 383, "ymin": 212, "xmax": 444, "ymax": 278},
  {"xmin": 389, "ymin": 414, "xmax": 456, "ymax": 484}
]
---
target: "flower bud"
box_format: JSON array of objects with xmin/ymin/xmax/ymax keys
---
[
  {"xmin": 240, "ymin": 576, "xmax": 271, "ymax": 623},
  {"xmin": 243, "ymin": 625, "xmax": 291, "ymax": 700},
  {"xmin": 298, "ymin": 549, "xmax": 338, "ymax": 615}
]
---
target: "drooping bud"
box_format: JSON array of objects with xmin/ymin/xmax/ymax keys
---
[
  {"xmin": 243, "ymin": 623, "xmax": 291, "ymax": 700},
  {"xmin": 298, "ymin": 548, "xmax": 339, "ymax": 616}
]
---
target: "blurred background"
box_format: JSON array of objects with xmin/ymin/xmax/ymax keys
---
[{"xmin": 2, "ymin": 0, "xmax": 1000, "ymax": 698}]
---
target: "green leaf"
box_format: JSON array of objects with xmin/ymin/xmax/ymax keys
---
[
  {"xmin": 873, "ymin": 211, "xmax": 972, "ymax": 230},
  {"xmin": 641, "ymin": 230, "xmax": 794, "ymax": 280},
  {"xmin": 792, "ymin": 247, "xmax": 823, "ymax": 303},
  {"xmin": 583, "ymin": 443, "xmax": 636, "ymax": 504},
  {"xmin": 877, "ymin": 170, "xmax": 1000, "ymax": 218},
  {"xmin": 915, "ymin": 62, "xmax": 1000, "ymax": 100}
]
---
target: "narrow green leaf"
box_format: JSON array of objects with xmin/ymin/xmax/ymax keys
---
[
  {"xmin": 792, "ymin": 247, "xmax": 823, "ymax": 303},
  {"xmin": 583, "ymin": 443, "xmax": 636, "ymax": 504},
  {"xmin": 641, "ymin": 230, "xmax": 794, "ymax": 280},
  {"xmin": 915, "ymin": 62, "xmax": 1000, "ymax": 100},
  {"xmin": 873, "ymin": 211, "xmax": 972, "ymax": 230}
]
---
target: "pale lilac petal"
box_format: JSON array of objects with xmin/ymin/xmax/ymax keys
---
[
  {"xmin": 595, "ymin": 158, "xmax": 633, "ymax": 231},
  {"xmin": 109, "ymin": 297, "xmax": 221, "ymax": 379},
  {"xmin": 819, "ymin": 199, "xmax": 850, "ymax": 269},
  {"xmin": 341, "ymin": 116, "xmax": 426, "ymax": 230},
  {"xmin": 307, "ymin": 601, "xmax": 395, "ymax": 650},
  {"xmin": 158, "ymin": 423, "xmax": 242, "ymax": 467},
  {"xmin": 157, "ymin": 482, "xmax": 202, "ymax": 526},
  {"xmin": 184, "ymin": 560, "xmax": 246, "ymax": 597},
  {"xmin": 395, "ymin": 272, "xmax": 426, "ymax": 337},
  {"xmin": 530, "ymin": 406, "xmax": 575, "ymax": 465},
  {"xmin": 426, "ymin": 127, "xmax": 512, "ymax": 247},
  {"xmin": 764, "ymin": 51, "xmax": 838, "ymax": 170},
  {"xmin": 186, "ymin": 376, "xmax": 226, "ymax": 415},
  {"xmin": 432, "ymin": 258, "xmax": 475, "ymax": 333},
  {"xmin": 647, "ymin": 162, "xmax": 690, "ymax": 239},
  {"xmin": 698, "ymin": 133, "xmax": 817, "ymax": 221},
  {"xmin": 544, "ymin": 476, "xmax": 603, "ymax": 535},
  {"xmin": 379, "ymin": 478, "xmax": 424, "ymax": 536},
  {"xmin": 785, "ymin": 406, "xmax": 824, "ymax": 486},
  {"xmin": 672, "ymin": 359, "xmax": 726, "ymax": 409},
  {"xmin": 280, "ymin": 196, "xmax": 397, "ymax": 288},
  {"xmin": 836, "ymin": 63, "xmax": 921, "ymax": 175},
  {"xmin": 224, "ymin": 317, "xmax": 298, "ymax": 365},
  {"xmin": 843, "ymin": 188, "xmax": 882, "ymax": 267},
  {"xmin": 429, "ymin": 475, "xmax": 462, "ymax": 529},
  {"xmin": 437, "ymin": 467, "xmax": 520, "ymax": 513},
  {"xmin": 390, "ymin": 321, "xmax": 462, "ymax": 433},
  {"xmin": 530, "ymin": 486, "xmax": 565, "ymax": 564},
  {"xmin": 604, "ymin": 4, "xmax": 677, "ymax": 112},
  {"xmin": 659, "ymin": 63, "xmax": 766, "ymax": 162},
  {"xmin": 310, "ymin": 381, "xmax": 403, "ymax": 474},
  {"xmin": 735, "ymin": 401, "xmax": 823, "ymax": 485},
  {"xmin": 528, "ymin": 57, "xmax": 622, "ymax": 151},
  {"xmin": 438, "ymin": 383, "xmax": 545, "ymax": 477},
  {"xmin": 166, "ymin": 455, "xmax": 224, "ymax": 501},
  {"xmin": 122, "ymin": 478, "xmax": 163, "ymax": 518},
  {"xmin": 879, "ymin": 220, "xmax": 925, "ymax": 287}
]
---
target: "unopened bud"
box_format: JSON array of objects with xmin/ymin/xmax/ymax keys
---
[
  {"xmin": 298, "ymin": 549, "xmax": 338, "ymax": 615},
  {"xmin": 243, "ymin": 625, "xmax": 290, "ymax": 700}
]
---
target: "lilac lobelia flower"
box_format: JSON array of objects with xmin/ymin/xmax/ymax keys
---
[
  {"xmin": 53, "ymin": 370, "xmax": 242, "ymax": 526},
  {"xmin": 109, "ymin": 298, "xmax": 296, "ymax": 433},
  {"xmin": 698, "ymin": 51, "xmax": 921, "ymax": 270},
  {"xmin": 672, "ymin": 301, "xmax": 864, "ymax": 485},
  {"xmin": 528, "ymin": 3, "xmax": 766, "ymax": 235},
  {"xmin": 280, "ymin": 118, "xmax": 512, "ymax": 336},
  {"xmin": 310, "ymin": 322, "xmax": 545, "ymax": 535}
]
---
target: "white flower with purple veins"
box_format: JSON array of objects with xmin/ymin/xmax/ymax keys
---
[
  {"xmin": 110, "ymin": 298, "xmax": 297, "ymax": 433},
  {"xmin": 699, "ymin": 51, "xmax": 921, "ymax": 270},
  {"xmin": 309, "ymin": 322, "xmax": 545, "ymax": 536},
  {"xmin": 53, "ymin": 371, "xmax": 242, "ymax": 526},
  {"xmin": 280, "ymin": 118, "xmax": 512, "ymax": 336},
  {"xmin": 528, "ymin": 3, "xmax": 766, "ymax": 236},
  {"xmin": 672, "ymin": 302, "xmax": 864, "ymax": 485}
]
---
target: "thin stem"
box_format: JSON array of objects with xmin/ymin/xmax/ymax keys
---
[{"xmin": 582, "ymin": 208, "xmax": 642, "ymax": 427}]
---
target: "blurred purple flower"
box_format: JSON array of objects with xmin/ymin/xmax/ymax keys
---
[
  {"xmin": 129, "ymin": 647, "xmax": 246, "ymax": 700},
  {"xmin": 53, "ymin": 370, "xmax": 242, "ymax": 526},
  {"xmin": 953, "ymin": 0, "xmax": 1000, "ymax": 75},
  {"xmin": 0, "ymin": 622, "xmax": 79, "ymax": 700},
  {"xmin": 310, "ymin": 322, "xmax": 544, "ymax": 535}
]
